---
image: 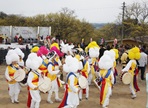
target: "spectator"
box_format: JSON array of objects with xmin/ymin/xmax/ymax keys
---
[
  {"xmin": 138, "ymin": 48, "xmax": 147, "ymax": 80},
  {"xmin": 120, "ymin": 45, "xmax": 130, "ymax": 69},
  {"xmin": 14, "ymin": 34, "xmax": 18, "ymax": 42},
  {"xmin": 80, "ymin": 38, "xmax": 85, "ymax": 50},
  {"xmin": 99, "ymin": 44, "xmax": 106, "ymax": 59},
  {"xmin": 40, "ymin": 35, "xmax": 43, "ymax": 40}
]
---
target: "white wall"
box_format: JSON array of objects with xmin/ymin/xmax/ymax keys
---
[{"xmin": 0, "ymin": 26, "xmax": 51, "ymax": 39}]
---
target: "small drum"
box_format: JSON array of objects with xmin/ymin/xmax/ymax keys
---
[
  {"xmin": 38, "ymin": 77, "xmax": 52, "ymax": 93},
  {"xmin": 14, "ymin": 69, "xmax": 26, "ymax": 82},
  {"xmin": 120, "ymin": 72, "xmax": 132, "ymax": 85},
  {"xmin": 78, "ymin": 75, "xmax": 88, "ymax": 89},
  {"xmin": 20, "ymin": 68, "xmax": 31, "ymax": 85}
]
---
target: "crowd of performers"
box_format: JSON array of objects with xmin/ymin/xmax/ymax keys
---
[{"xmin": 4, "ymin": 38, "xmax": 147, "ymax": 108}]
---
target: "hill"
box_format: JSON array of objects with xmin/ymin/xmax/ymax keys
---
[{"xmin": 91, "ymin": 23, "xmax": 106, "ymax": 29}]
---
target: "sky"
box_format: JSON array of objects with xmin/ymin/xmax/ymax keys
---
[{"xmin": 0, "ymin": 0, "xmax": 144, "ymax": 23}]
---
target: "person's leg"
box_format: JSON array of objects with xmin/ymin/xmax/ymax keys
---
[
  {"xmin": 78, "ymin": 89, "xmax": 82, "ymax": 100},
  {"xmin": 55, "ymin": 90, "xmax": 62, "ymax": 102},
  {"xmin": 8, "ymin": 84, "xmax": 15, "ymax": 103},
  {"xmin": 102, "ymin": 87, "xmax": 111, "ymax": 108},
  {"xmin": 129, "ymin": 82, "xmax": 136, "ymax": 99},
  {"xmin": 35, "ymin": 101, "xmax": 40, "ymax": 108},
  {"xmin": 30, "ymin": 90, "xmax": 41, "ymax": 108},
  {"xmin": 30, "ymin": 100, "xmax": 35, "ymax": 108},
  {"xmin": 86, "ymin": 84, "xmax": 89, "ymax": 99},
  {"xmin": 54, "ymin": 79, "xmax": 62, "ymax": 102},
  {"xmin": 47, "ymin": 90, "xmax": 53, "ymax": 103},
  {"xmin": 88, "ymin": 73, "xmax": 92, "ymax": 85},
  {"xmin": 14, "ymin": 83, "xmax": 20, "ymax": 103},
  {"xmin": 141, "ymin": 66, "xmax": 146, "ymax": 80}
]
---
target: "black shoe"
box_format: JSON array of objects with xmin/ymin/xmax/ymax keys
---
[
  {"xmin": 79, "ymin": 99, "xmax": 82, "ymax": 101},
  {"xmin": 86, "ymin": 98, "xmax": 88, "ymax": 100},
  {"xmin": 141, "ymin": 78, "xmax": 145, "ymax": 80}
]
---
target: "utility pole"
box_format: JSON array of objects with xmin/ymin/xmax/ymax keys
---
[{"xmin": 121, "ymin": 2, "xmax": 125, "ymax": 44}]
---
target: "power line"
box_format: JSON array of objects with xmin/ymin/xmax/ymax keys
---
[{"xmin": 74, "ymin": 7, "xmax": 119, "ymax": 11}]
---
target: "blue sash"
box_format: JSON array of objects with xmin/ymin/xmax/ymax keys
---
[
  {"xmin": 10, "ymin": 64, "xmax": 19, "ymax": 70},
  {"xmin": 54, "ymin": 60, "xmax": 58, "ymax": 65},
  {"xmin": 66, "ymin": 72, "xmax": 77, "ymax": 83},
  {"xmin": 82, "ymin": 60, "xmax": 87, "ymax": 67},
  {"xmin": 47, "ymin": 62, "xmax": 54, "ymax": 67},
  {"xmin": 42, "ymin": 61, "xmax": 48, "ymax": 67},
  {"xmin": 100, "ymin": 69, "xmax": 111, "ymax": 81}
]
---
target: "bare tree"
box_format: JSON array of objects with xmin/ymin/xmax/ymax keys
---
[
  {"xmin": 140, "ymin": 1, "xmax": 148, "ymax": 22},
  {"xmin": 124, "ymin": 2, "xmax": 142, "ymax": 23},
  {"xmin": 59, "ymin": 7, "xmax": 76, "ymax": 18},
  {"xmin": 124, "ymin": 5, "xmax": 133, "ymax": 19},
  {"xmin": 130, "ymin": 2, "xmax": 142, "ymax": 20}
]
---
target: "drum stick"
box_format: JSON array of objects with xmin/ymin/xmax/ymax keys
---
[
  {"xmin": 14, "ymin": 75, "xmax": 20, "ymax": 80},
  {"xmin": 37, "ymin": 82, "xmax": 44, "ymax": 87},
  {"xmin": 78, "ymin": 85, "xmax": 82, "ymax": 90},
  {"xmin": 93, "ymin": 79, "xmax": 100, "ymax": 90}
]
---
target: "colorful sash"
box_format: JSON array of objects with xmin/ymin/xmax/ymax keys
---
[
  {"xmin": 114, "ymin": 68, "xmax": 118, "ymax": 84},
  {"xmin": 100, "ymin": 69, "xmax": 111, "ymax": 105},
  {"xmin": 54, "ymin": 60, "xmax": 59, "ymax": 66},
  {"xmin": 10, "ymin": 64, "xmax": 19, "ymax": 70},
  {"xmin": 42, "ymin": 61, "xmax": 48, "ymax": 67},
  {"xmin": 133, "ymin": 68, "xmax": 140, "ymax": 92}
]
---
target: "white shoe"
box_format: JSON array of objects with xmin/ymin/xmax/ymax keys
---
[
  {"xmin": 55, "ymin": 98, "xmax": 62, "ymax": 102},
  {"xmin": 14, "ymin": 100, "xmax": 19, "ymax": 104},
  {"xmin": 11, "ymin": 100, "xmax": 14, "ymax": 104},
  {"xmin": 11, "ymin": 98, "xmax": 14, "ymax": 104},
  {"xmin": 131, "ymin": 94, "xmax": 136, "ymax": 99},
  {"xmin": 60, "ymin": 80, "xmax": 65, "ymax": 85},
  {"xmin": 47, "ymin": 100, "xmax": 53, "ymax": 104}
]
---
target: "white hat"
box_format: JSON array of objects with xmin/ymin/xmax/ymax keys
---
[
  {"xmin": 5, "ymin": 50, "xmax": 19, "ymax": 65},
  {"xmin": 99, "ymin": 54, "xmax": 113, "ymax": 70},
  {"xmin": 14, "ymin": 48, "xmax": 25, "ymax": 59},
  {"xmin": 26, "ymin": 53, "xmax": 43, "ymax": 70},
  {"xmin": 104, "ymin": 50, "xmax": 115, "ymax": 62},
  {"xmin": 89, "ymin": 47, "xmax": 99, "ymax": 58},
  {"xmin": 63, "ymin": 55, "xmax": 79, "ymax": 73},
  {"xmin": 60, "ymin": 41, "xmax": 74, "ymax": 55},
  {"xmin": 60, "ymin": 41, "xmax": 68, "ymax": 54}
]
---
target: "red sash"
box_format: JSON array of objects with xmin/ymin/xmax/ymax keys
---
[
  {"xmin": 58, "ymin": 84, "xmax": 68, "ymax": 108},
  {"xmin": 27, "ymin": 86, "xmax": 32, "ymax": 108},
  {"xmin": 81, "ymin": 70, "xmax": 87, "ymax": 94}
]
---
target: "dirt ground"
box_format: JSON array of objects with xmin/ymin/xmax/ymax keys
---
[{"xmin": 0, "ymin": 63, "xmax": 147, "ymax": 108}]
